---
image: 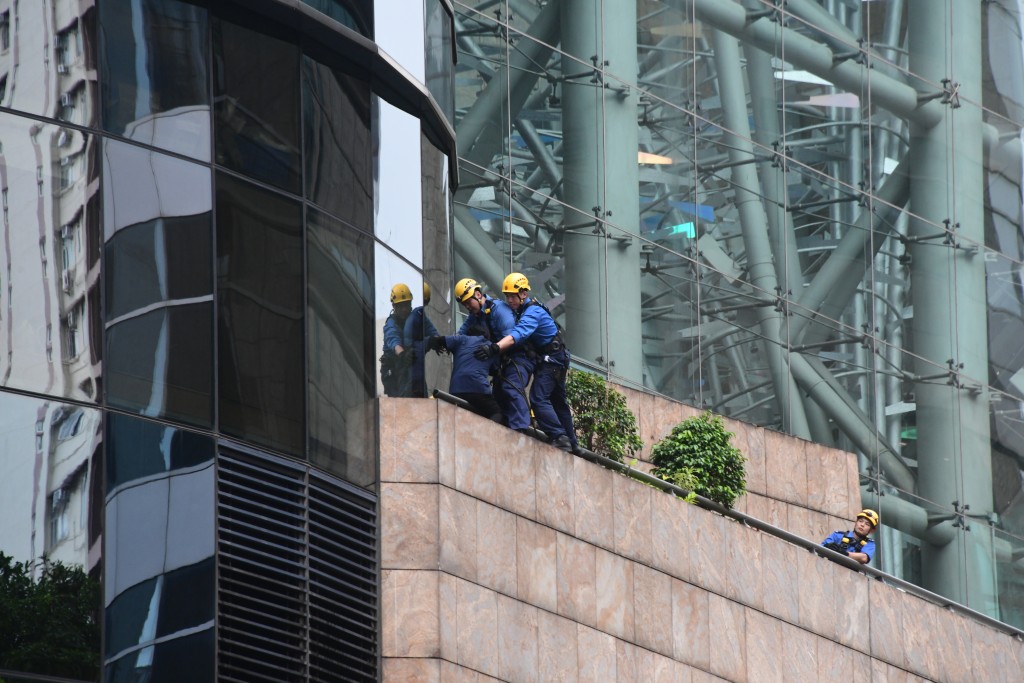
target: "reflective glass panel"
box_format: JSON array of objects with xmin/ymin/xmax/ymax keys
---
[
  {"xmin": 0, "ymin": 393, "xmax": 102, "ymax": 680},
  {"xmin": 0, "ymin": 3, "xmax": 96, "ymax": 126},
  {"xmin": 213, "ymin": 18, "xmax": 300, "ymax": 193},
  {"xmin": 303, "ymin": 57, "xmax": 373, "ymax": 232},
  {"xmin": 99, "ymin": 0, "xmax": 211, "ymax": 161},
  {"xmin": 302, "ymin": 0, "xmax": 373, "ymax": 37},
  {"xmin": 376, "ymin": 99, "xmax": 423, "ymax": 265},
  {"xmin": 0, "ymin": 113, "xmax": 101, "ymax": 401},
  {"xmin": 425, "ymin": 0, "xmax": 454, "ymax": 125},
  {"xmin": 308, "ymin": 209, "xmax": 376, "ymax": 486},
  {"xmin": 105, "ymin": 558, "xmax": 214, "ymax": 661},
  {"xmin": 375, "ymin": 244, "xmax": 421, "ymax": 397},
  {"xmin": 216, "ymin": 173, "xmax": 304, "ymax": 456},
  {"xmin": 104, "ymin": 414, "xmax": 215, "ymax": 678},
  {"xmin": 420, "ymin": 136, "xmax": 453, "ymax": 395},
  {"xmin": 106, "ymin": 628, "xmax": 214, "ymax": 683},
  {"xmin": 103, "ymin": 140, "xmax": 213, "ymax": 426}
]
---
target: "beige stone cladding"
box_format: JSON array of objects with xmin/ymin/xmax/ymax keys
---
[{"xmin": 379, "ymin": 397, "xmax": 1024, "ymax": 682}]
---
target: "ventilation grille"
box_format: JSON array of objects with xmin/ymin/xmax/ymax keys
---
[{"xmin": 218, "ymin": 448, "xmax": 377, "ymax": 683}]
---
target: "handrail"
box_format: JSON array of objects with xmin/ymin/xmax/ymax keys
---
[{"xmin": 431, "ymin": 389, "xmax": 1024, "ymax": 641}]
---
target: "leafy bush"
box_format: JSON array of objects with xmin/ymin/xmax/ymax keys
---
[
  {"xmin": 0, "ymin": 552, "xmax": 100, "ymax": 680},
  {"xmin": 565, "ymin": 370, "xmax": 643, "ymax": 463},
  {"xmin": 650, "ymin": 411, "xmax": 747, "ymax": 508}
]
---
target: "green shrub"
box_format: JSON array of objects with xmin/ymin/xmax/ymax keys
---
[
  {"xmin": 650, "ymin": 412, "xmax": 746, "ymax": 508},
  {"xmin": 565, "ymin": 370, "xmax": 643, "ymax": 463}
]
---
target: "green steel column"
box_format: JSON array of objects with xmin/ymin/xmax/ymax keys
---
[
  {"xmin": 560, "ymin": 0, "xmax": 642, "ymax": 382},
  {"xmin": 908, "ymin": 0, "xmax": 996, "ymax": 615},
  {"xmin": 710, "ymin": 28, "xmax": 809, "ymax": 438}
]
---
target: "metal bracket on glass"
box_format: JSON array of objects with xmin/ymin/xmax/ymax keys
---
[
  {"xmin": 745, "ymin": 1, "xmax": 785, "ymax": 24},
  {"xmin": 896, "ymin": 221, "xmax": 977, "ymax": 256},
  {"xmin": 951, "ymin": 501, "xmax": 971, "ymax": 532},
  {"xmin": 917, "ymin": 78, "xmax": 961, "ymax": 109},
  {"xmin": 832, "ymin": 39, "xmax": 866, "ymax": 66}
]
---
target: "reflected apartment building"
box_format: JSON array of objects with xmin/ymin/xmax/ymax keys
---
[{"xmin": 0, "ymin": 0, "xmax": 455, "ymax": 681}]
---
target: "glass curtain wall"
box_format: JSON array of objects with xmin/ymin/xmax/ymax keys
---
[
  {"xmin": 452, "ymin": 0, "xmax": 1024, "ymax": 626},
  {"xmin": 0, "ymin": 0, "xmax": 454, "ymax": 680}
]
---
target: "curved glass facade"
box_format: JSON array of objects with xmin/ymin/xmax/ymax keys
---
[
  {"xmin": 452, "ymin": 0, "xmax": 1024, "ymax": 626},
  {"xmin": 0, "ymin": 0, "xmax": 454, "ymax": 680}
]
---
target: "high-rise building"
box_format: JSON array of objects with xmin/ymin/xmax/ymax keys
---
[
  {"xmin": 1, "ymin": 0, "xmax": 1023, "ymax": 681},
  {"xmin": 0, "ymin": 0, "xmax": 454, "ymax": 680}
]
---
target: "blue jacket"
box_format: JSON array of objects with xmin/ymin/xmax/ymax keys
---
[
  {"xmin": 509, "ymin": 298, "xmax": 559, "ymax": 349},
  {"xmin": 822, "ymin": 531, "xmax": 875, "ymax": 563},
  {"xmin": 383, "ymin": 314, "xmax": 406, "ymax": 353},
  {"xmin": 403, "ymin": 306, "xmax": 438, "ymax": 347},
  {"xmin": 459, "ymin": 297, "xmax": 516, "ymax": 341},
  {"xmin": 445, "ymin": 335, "xmax": 496, "ymax": 394}
]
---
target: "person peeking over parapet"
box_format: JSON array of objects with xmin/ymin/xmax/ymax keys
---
[
  {"xmin": 425, "ymin": 324, "xmax": 504, "ymax": 424},
  {"xmin": 821, "ymin": 509, "xmax": 879, "ymax": 565}
]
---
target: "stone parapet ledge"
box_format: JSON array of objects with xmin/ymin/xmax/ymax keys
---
[
  {"xmin": 379, "ymin": 397, "xmax": 1024, "ymax": 682},
  {"xmin": 615, "ymin": 383, "xmax": 862, "ymax": 525}
]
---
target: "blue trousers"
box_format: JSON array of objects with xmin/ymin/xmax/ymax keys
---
[
  {"xmin": 531, "ymin": 350, "xmax": 575, "ymax": 444},
  {"xmin": 500, "ymin": 354, "xmax": 535, "ymax": 431}
]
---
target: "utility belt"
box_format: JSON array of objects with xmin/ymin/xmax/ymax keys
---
[{"xmin": 538, "ymin": 339, "xmax": 563, "ymax": 355}]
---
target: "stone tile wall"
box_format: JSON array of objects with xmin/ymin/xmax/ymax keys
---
[{"xmin": 379, "ymin": 397, "xmax": 1024, "ymax": 682}]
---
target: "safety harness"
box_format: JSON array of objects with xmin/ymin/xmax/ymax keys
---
[
  {"xmin": 837, "ymin": 533, "xmax": 869, "ymax": 553},
  {"xmin": 516, "ymin": 298, "xmax": 566, "ymax": 358}
]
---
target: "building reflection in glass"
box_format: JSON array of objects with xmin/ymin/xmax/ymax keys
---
[
  {"xmin": 102, "ymin": 139, "xmax": 213, "ymax": 429},
  {"xmin": 0, "ymin": 112, "xmax": 101, "ymax": 401},
  {"xmin": 104, "ymin": 413, "xmax": 215, "ymax": 683}
]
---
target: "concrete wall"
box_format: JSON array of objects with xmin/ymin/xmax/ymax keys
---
[{"xmin": 379, "ymin": 397, "xmax": 1024, "ymax": 682}]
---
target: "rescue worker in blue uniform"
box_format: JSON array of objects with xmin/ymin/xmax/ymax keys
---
[
  {"xmin": 426, "ymin": 325, "xmax": 503, "ymax": 423},
  {"xmin": 403, "ymin": 282, "xmax": 438, "ymax": 397},
  {"xmin": 381, "ymin": 283, "xmax": 413, "ymax": 396},
  {"xmin": 475, "ymin": 272, "xmax": 577, "ymax": 452},
  {"xmin": 821, "ymin": 509, "xmax": 879, "ymax": 564},
  {"xmin": 454, "ymin": 277, "xmax": 517, "ymax": 412}
]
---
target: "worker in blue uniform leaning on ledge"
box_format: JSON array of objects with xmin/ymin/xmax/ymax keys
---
[
  {"xmin": 454, "ymin": 277, "xmax": 517, "ymax": 414},
  {"xmin": 474, "ymin": 272, "xmax": 578, "ymax": 453},
  {"xmin": 821, "ymin": 509, "xmax": 879, "ymax": 564}
]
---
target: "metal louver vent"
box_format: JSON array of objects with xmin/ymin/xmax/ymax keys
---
[{"xmin": 217, "ymin": 448, "xmax": 378, "ymax": 683}]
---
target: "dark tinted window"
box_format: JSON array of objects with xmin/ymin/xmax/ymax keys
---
[
  {"xmin": 213, "ymin": 19, "xmax": 300, "ymax": 192},
  {"xmin": 99, "ymin": 0, "xmax": 210, "ymax": 160},
  {"xmin": 103, "ymin": 559, "xmax": 213, "ymax": 661},
  {"xmin": 104, "ymin": 215, "xmax": 212, "ymax": 320},
  {"xmin": 217, "ymin": 174, "xmax": 304, "ymax": 455},
  {"xmin": 307, "ymin": 209, "xmax": 375, "ymax": 485},
  {"xmin": 105, "ymin": 413, "xmax": 215, "ymax": 490},
  {"xmin": 106, "ymin": 305, "xmax": 214, "ymax": 426},
  {"xmin": 103, "ymin": 140, "xmax": 213, "ymax": 426},
  {"xmin": 106, "ymin": 628, "xmax": 214, "ymax": 683},
  {"xmin": 301, "ymin": 0, "xmax": 373, "ymax": 37},
  {"xmin": 303, "ymin": 57, "xmax": 373, "ymax": 232}
]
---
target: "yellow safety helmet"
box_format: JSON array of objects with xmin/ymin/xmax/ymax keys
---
[
  {"xmin": 390, "ymin": 283, "xmax": 413, "ymax": 304},
  {"xmin": 423, "ymin": 282, "xmax": 431, "ymax": 305},
  {"xmin": 502, "ymin": 272, "xmax": 530, "ymax": 294},
  {"xmin": 857, "ymin": 509, "xmax": 880, "ymax": 528},
  {"xmin": 455, "ymin": 277, "xmax": 480, "ymax": 303}
]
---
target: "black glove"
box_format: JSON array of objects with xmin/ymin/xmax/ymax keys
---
[
  {"xmin": 397, "ymin": 349, "xmax": 414, "ymax": 367},
  {"xmin": 474, "ymin": 342, "xmax": 500, "ymax": 360},
  {"xmin": 823, "ymin": 541, "xmax": 848, "ymax": 554},
  {"xmin": 425, "ymin": 336, "xmax": 445, "ymax": 353}
]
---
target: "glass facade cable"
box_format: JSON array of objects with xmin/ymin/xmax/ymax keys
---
[{"xmin": 451, "ymin": 0, "xmax": 1024, "ymax": 626}]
